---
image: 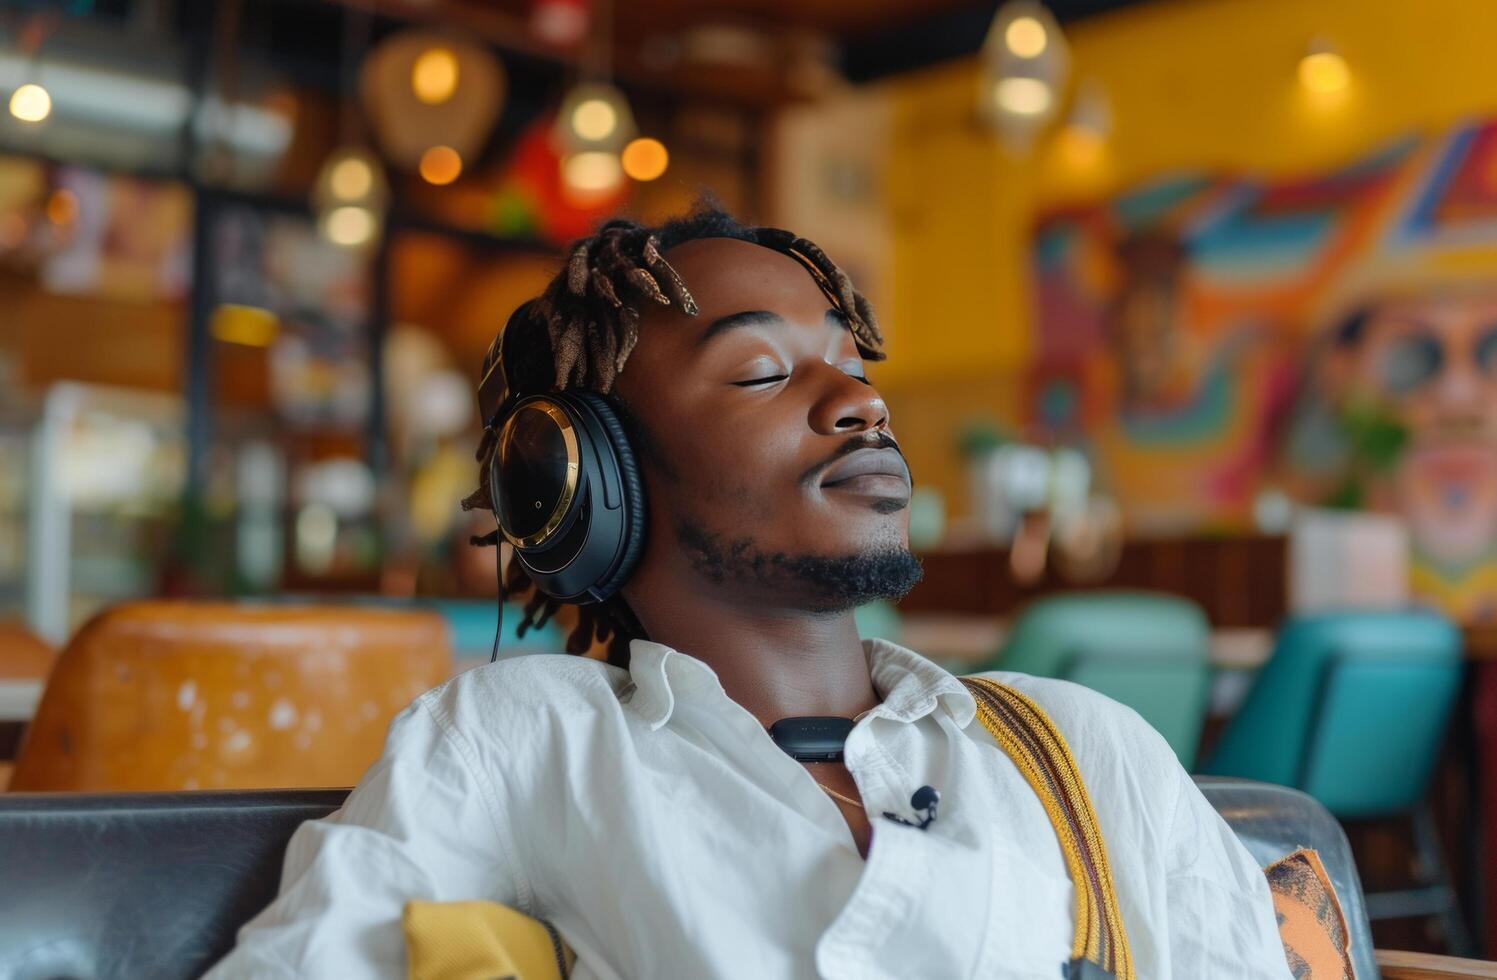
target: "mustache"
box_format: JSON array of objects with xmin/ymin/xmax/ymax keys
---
[{"xmin": 799, "ymin": 431, "xmax": 904, "ymax": 486}]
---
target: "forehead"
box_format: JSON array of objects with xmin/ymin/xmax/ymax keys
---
[{"xmin": 658, "ymin": 237, "xmax": 832, "ymax": 326}]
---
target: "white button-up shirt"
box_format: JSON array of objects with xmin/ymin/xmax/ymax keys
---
[{"xmin": 207, "ymin": 640, "xmax": 1292, "ymax": 980}]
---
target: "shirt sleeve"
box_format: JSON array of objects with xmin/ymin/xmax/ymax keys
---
[
  {"xmin": 203, "ymin": 693, "xmax": 529, "ymax": 980},
  {"xmin": 1162, "ymin": 770, "xmax": 1294, "ymax": 979}
]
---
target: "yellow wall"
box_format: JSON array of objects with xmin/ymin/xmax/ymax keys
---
[
  {"xmin": 883, "ymin": 0, "xmax": 1497, "ymax": 381},
  {"xmin": 877, "ymin": 0, "xmax": 1497, "ymax": 509}
]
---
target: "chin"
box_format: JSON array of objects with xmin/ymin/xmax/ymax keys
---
[
  {"xmin": 675, "ymin": 517, "xmax": 923, "ymax": 609},
  {"xmin": 811, "ymin": 515, "xmax": 911, "ymax": 558}
]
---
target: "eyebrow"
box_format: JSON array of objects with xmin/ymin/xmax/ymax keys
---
[{"xmin": 697, "ymin": 308, "xmax": 851, "ymax": 347}]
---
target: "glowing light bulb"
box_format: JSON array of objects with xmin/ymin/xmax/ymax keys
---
[
  {"xmin": 621, "ymin": 137, "xmax": 668, "ymax": 181},
  {"xmin": 9, "ymin": 83, "xmax": 51, "ymax": 123},
  {"xmin": 329, "ymin": 157, "xmax": 374, "ymax": 201},
  {"xmin": 562, "ymin": 151, "xmax": 623, "ymax": 193},
  {"xmin": 995, "ymin": 77, "xmax": 1052, "ymax": 116},
  {"xmin": 1005, "ymin": 16, "xmax": 1048, "ymax": 58},
  {"xmin": 419, "ymin": 145, "xmax": 463, "ymax": 185},
  {"xmin": 45, "ymin": 189, "xmax": 77, "ymax": 226},
  {"xmin": 571, "ymin": 98, "xmax": 618, "ymax": 142},
  {"xmin": 323, "ymin": 205, "xmax": 377, "ymax": 247},
  {"xmin": 1299, "ymin": 49, "xmax": 1350, "ymax": 94},
  {"xmin": 412, "ymin": 47, "xmax": 460, "ymax": 105}
]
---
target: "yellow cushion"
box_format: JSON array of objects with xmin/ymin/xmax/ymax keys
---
[
  {"xmin": 403, "ymin": 900, "xmax": 574, "ymax": 980},
  {"xmin": 1263, "ymin": 848, "xmax": 1354, "ymax": 980}
]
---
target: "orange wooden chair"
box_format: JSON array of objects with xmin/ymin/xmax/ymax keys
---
[
  {"xmin": 10, "ymin": 602, "xmax": 453, "ymax": 792},
  {"xmin": 0, "ymin": 620, "xmax": 56, "ymax": 790},
  {"xmin": 0, "ymin": 620, "xmax": 56, "ymax": 683}
]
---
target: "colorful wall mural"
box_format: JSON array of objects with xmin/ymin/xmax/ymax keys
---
[{"xmin": 1031, "ymin": 120, "xmax": 1497, "ymax": 622}]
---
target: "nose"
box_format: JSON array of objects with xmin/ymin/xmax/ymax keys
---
[
  {"xmin": 1432, "ymin": 355, "xmax": 1484, "ymax": 414},
  {"xmin": 809, "ymin": 365, "xmax": 890, "ymax": 436}
]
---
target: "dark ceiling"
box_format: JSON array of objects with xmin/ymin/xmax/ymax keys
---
[{"xmin": 15, "ymin": 0, "xmax": 1157, "ymax": 107}]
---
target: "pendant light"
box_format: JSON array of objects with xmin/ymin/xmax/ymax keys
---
[
  {"xmin": 313, "ymin": 146, "xmax": 387, "ymax": 249},
  {"xmin": 979, "ymin": 1, "xmax": 1069, "ymax": 151},
  {"xmin": 8, "ymin": 16, "xmax": 52, "ymax": 124},
  {"xmin": 554, "ymin": 0, "xmax": 635, "ymax": 203},
  {"xmin": 315, "ymin": 8, "xmax": 386, "ymax": 251},
  {"xmin": 359, "ymin": 32, "xmax": 505, "ymax": 176}
]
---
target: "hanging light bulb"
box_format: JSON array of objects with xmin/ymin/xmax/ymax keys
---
[
  {"xmin": 312, "ymin": 146, "xmax": 388, "ymax": 250},
  {"xmin": 562, "ymin": 151, "xmax": 623, "ymax": 193},
  {"xmin": 411, "ymin": 47, "xmax": 460, "ymax": 105},
  {"xmin": 1299, "ymin": 37, "xmax": 1350, "ymax": 96},
  {"xmin": 555, "ymin": 81, "xmax": 636, "ymax": 199},
  {"xmin": 323, "ymin": 205, "xmax": 377, "ymax": 248},
  {"xmin": 1055, "ymin": 78, "xmax": 1111, "ymax": 166},
  {"xmin": 1005, "ymin": 16, "xmax": 1048, "ymax": 58},
  {"xmin": 9, "ymin": 82, "xmax": 52, "ymax": 123},
  {"xmin": 418, "ymin": 145, "xmax": 463, "ymax": 185},
  {"xmin": 995, "ymin": 77, "xmax": 1052, "ymax": 116},
  {"xmin": 980, "ymin": 1, "xmax": 1069, "ymax": 150},
  {"xmin": 556, "ymin": 82, "xmax": 635, "ymax": 150},
  {"xmin": 622, "ymin": 137, "xmax": 669, "ymax": 181}
]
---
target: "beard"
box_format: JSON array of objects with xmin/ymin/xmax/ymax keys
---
[{"xmin": 675, "ymin": 518, "xmax": 924, "ymax": 612}]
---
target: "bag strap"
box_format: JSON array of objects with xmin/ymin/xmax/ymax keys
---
[{"xmin": 960, "ymin": 676, "xmax": 1135, "ymax": 980}]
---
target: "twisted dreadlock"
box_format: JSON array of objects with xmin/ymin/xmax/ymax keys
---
[{"xmin": 462, "ymin": 203, "xmax": 885, "ymax": 669}]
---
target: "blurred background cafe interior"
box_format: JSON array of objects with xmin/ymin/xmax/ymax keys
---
[{"xmin": 5, "ymin": 0, "xmax": 1497, "ymax": 968}]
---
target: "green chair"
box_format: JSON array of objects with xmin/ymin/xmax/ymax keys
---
[
  {"xmin": 982, "ymin": 592, "xmax": 1212, "ymax": 768},
  {"xmin": 1199, "ymin": 610, "xmax": 1468, "ymax": 952}
]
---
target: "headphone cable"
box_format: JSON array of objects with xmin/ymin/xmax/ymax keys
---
[{"xmin": 491, "ymin": 515, "xmax": 505, "ymax": 665}]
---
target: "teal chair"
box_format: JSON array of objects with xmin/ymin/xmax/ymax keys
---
[
  {"xmin": 425, "ymin": 599, "xmax": 568, "ymax": 665},
  {"xmin": 1200, "ymin": 610, "xmax": 1468, "ymax": 952},
  {"xmin": 982, "ymin": 592, "xmax": 1212, "ymax": 768}
]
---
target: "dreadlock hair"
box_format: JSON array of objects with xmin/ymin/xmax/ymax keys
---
[{"xmin": 461, "ymin": 202, "xmax": 886, "ymax": 669}]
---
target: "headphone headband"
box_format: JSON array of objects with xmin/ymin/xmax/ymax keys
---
[{"xmin": 477, "ymin": 352, "xmax": 512, "ymax": 430}]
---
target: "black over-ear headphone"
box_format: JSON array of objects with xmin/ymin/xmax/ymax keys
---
[{"xmin": 478, "ymin": 304, "xmax": 647, "ymax": 604}]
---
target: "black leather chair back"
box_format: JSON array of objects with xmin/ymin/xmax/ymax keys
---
[
  {"xmin": 0, "ymin": 789, "xmax": 345, "ymax": 980},
  {"xmin": 0, "ymin": 778, "xmax": 1372, "ymax": 980}
]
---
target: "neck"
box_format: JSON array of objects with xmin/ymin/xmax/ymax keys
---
[{"xmin": 626, "ymin": 586, "xmax": 881, "ymax": 727}]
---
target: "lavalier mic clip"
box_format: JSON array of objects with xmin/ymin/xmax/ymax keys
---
[{"xmin": 882, "ymin": 785, "xmax": 940, "ymax": 831}]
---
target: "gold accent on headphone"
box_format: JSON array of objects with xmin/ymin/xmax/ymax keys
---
[{"xmin": 497, "ymin": 400, "xmax": 580, "ymax": 549}]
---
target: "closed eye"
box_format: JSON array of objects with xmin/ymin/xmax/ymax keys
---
[
  {"xmin": 839, "ymin": 362, "xmax": 870, "ymax": 385},
  {"xmin": 731, "ymin": 375, "xmax": 789, "ymax": 387}
]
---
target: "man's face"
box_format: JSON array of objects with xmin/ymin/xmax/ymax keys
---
[
  {"xmin": 1347, "ymin": 289, "xmax": 1497, "ymax": 564},
  {"xmin": 612, "ymin": 237, "xmax": 919, "ymax": 610}
]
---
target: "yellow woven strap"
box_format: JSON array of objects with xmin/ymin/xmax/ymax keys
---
[{"xmin": 961, "ymin": 676, "xmax": 1135, "ymax": 980}]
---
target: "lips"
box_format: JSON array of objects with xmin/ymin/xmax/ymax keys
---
[{"xmin": 819, "ymin": 446, "xmax": 912, "ymax": 497}]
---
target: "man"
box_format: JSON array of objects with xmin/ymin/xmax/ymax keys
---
[{"xmin": 209, "ymin": 206, "xmax": 1290, "ymax": 978}]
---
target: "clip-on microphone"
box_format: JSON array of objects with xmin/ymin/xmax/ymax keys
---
[{"xmin": 882, "ymin": 785, "xmax": 940, "ymax": 831}]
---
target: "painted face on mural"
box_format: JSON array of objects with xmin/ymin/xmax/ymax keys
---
[
  {"xmin": 1110, "ymin": 232, "xmax": 1189, "ymax": 410},
  {"xmin": 1344, "ymin": 289, "xmax": 1497, "ymax": 566}
]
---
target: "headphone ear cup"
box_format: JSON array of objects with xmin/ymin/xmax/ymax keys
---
[{"xmin": 570, "ymin": 390, "xmax": 647, "ymax": 600}]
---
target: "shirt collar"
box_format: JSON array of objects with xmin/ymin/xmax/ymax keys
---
[
  {"xmin": 863, "ymin": 637, "xmax": 977, "ymax": 728},
  {"xmin": 623, "ymin": 640, "xmax": 725, "ymax": 731},
  {"xmin": 622, "ymin": 637, "xmax": 975, "ymax": 731}
]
